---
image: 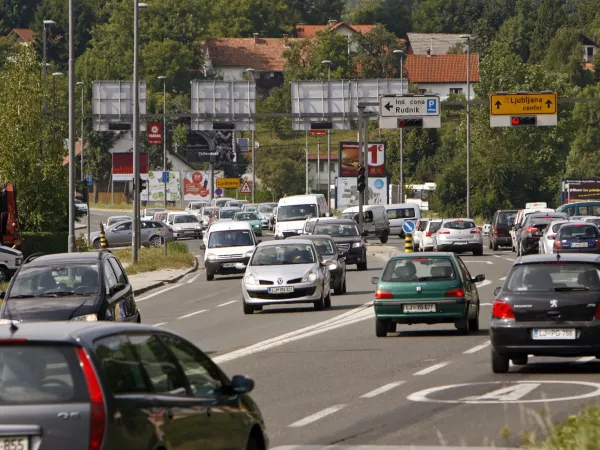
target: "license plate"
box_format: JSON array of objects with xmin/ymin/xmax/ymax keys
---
[
  {"xmin": 454, "ymin": 241, "xmax": 467, "ymax": 245},
  {"xmin": 0, "ymin": 437, "xmax": 28, "ymax": 450},
  {"xmin": 532, "ymin": 328, "xmax": 576, "ymax": 340},
  {"xmin": 222, "ymin": 263, "xmax": 237, "ymax": 268},
  {"xmin": 404, "ymin": 304, "xmax": 436, "ymax": 313},
  {"xmin": 571, "ymin": 242, "xmax": 588, "ymax": 248},
  {"xmin": 268, "ymin": 286, "xmax": 294, "ymax": 294}
]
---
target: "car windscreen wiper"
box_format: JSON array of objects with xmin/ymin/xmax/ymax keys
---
[
  {"xmin": 7, "ymin": 294, "xmax": 37, "ymax": 299},
  {"xmin": 554, "ymin": 286, "xmax": 590, "ymax": 291},
  {"xmin": 39, "ymin": 291, "xmax": 90, "ymax": 297}
]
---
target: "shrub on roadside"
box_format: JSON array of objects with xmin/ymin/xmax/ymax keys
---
[
  {"xmin": 112, "ymin": 241, "xmax": 195, "ymax": 275},
  {"xmin": 21, "ymin": 232, "xmax": 68, "ymax": 257},
  {"xmin": 532, "ymin": 406, "xmax": 600, "ymax": 449}
]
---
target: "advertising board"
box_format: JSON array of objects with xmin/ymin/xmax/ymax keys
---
[
  {"xmin": 112, "ymin": 153, "xmax": 149, "ymax": 181},
  {"xmin": 336, "ymin": 177, "xmax": 388, "ymax": 210},
  {"xmin": 339, "ymin": 142, "xmax": 385, "ymax": 177}
]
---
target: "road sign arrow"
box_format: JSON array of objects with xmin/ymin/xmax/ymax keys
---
[
  {"xmin": 385, "ymin": 102, "xmax": 392, "ymax": 112},
  {"xmin": 494, "ymin": 100, "xmax": 502, "ymax": 109},
  {"xmin": 545, "ymin": 100, "xmax": 553, "ymax": 108}
]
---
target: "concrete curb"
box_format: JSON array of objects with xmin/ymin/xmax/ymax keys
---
[{"xmin": 132, "ymin": 256, "xmax": 199, "ymax": 296}]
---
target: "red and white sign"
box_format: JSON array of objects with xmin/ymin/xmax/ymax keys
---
[
  {"xmin": 239, "ymin": 180, "xmax": 252, "ymax": 194},
  {"xmin": 112, "ymin": 153, "xmax": 149, "ymax": 181},
  {"xmin": 309, "ymin": 130, "xmax": 326, "ymax": 136},
  {"xmin": 339, "ymin": 142, "xmax": 386, "ymax": 176},
  {"xmin": 147, "ymin": 122, "xmax": 162, "ymax": 145}
]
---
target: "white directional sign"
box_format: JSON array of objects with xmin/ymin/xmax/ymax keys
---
[{"xmin": 380, "ymin": 95, "xmax": 440, "ymax": 117}]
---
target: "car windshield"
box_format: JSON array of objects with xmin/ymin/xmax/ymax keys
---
[
  {"xmin": 558, "ymin": 225, "xmax": 600, "ymax": 239},
  {"xmin": 202, "ymin": 208, "xmax": 216, "ymax": 217},
  {"xmin": 220, "ymin": 209, "xmax": 239, "ymax": 219},
  {"xmin": 174, "ymin": 215, "xmax": 199, "ymax": 224},
  {"xmin": 9, "ymin": 263, "xmax": 101, "ymax": 297},
  {"xmin": 235, "ymin": 213, "xmax": 259, "ymax": 221},
  {"xmin": 444, "ymin": 221, "xmax": 476, "ymax": 230},
  {"xmin": 258, "ymin": 205, "xmax": 273, "ymax": 213},
  {"xmin": 251, "ymin": 244, "xmax": 315, "ymax": 265},
  {"xmin": 208, "ymin": 230, "xmax": 254, "ymax": 248},
  {"xmin": 228, "ymin": 202, "xmax": 242, "ymax": 207},
  {"xmin": 314, "ymin": 223, "xmax": 359, "ymax": 237},
  {"xmin": 277, "ymin": 204, "xmax": 317, "ymax": 222},
  {"xmin": 381, "ymin": 257, "xmax": 456, "ymax": 282},
  {"xmin": 386, "ymin": 208, "xmax": 416, "ymax": 219},
  {"xmin": 244, "ymin": 206, "xmax": 258, "ymax": 212},
  {"xmin": 312, "ymin": 239, "xmax": 336, "ymax": 256},
  {"xmin": 215, "ymin": 199, "xmax": 230, "ymax": 207},
  {"xmin": 505, "ymin": 263, "xmax": 600, "ymax": 292},
  {"xmin": 551, "ymin": 222, "xmax": 568, "ymax": 233}
]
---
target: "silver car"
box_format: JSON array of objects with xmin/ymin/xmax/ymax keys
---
[
  {"xmin": 241, "ymin": 239, "xmax": 331, "ymax": 314},
  {"xmin": 103, "ymin": 215, "xmax": 130, "ymax": 228},
  {"xmin": 172, "ymin": 214, "xmax": 203, "ymax": 239},
  {"xmin": 432, "ymin": 218, "xmax": 484, "ymax": 255},
  {"xmin": 257, "ymin": 203, "xmax": 278, "ymax": 230},
  {"xmin": 539, "ymin": 219, "xmax": 570, "ymax": 254},
  {"xmin": 90, "ymin": 220, "xmax": 172, "ymax": 248}
]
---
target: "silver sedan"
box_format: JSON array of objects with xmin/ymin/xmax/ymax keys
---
[
  {"xmin": 90, "ymin": 220, "xmax": 173, "ymax": 249},
  {"xmin": 241, "ymin": 239, "xmax": 331, "ymax": 314}
]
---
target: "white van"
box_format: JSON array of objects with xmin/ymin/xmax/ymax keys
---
[
  {"xmin": 201, "ymin": 221, "xmax": 257, "ymax": 281},
  {"xmin": 275, "ymin": 194, "xmax": 329, "ymax": 239},
  {"xmin": 340, "ymin": 205, "xmax": 391, "ymax": 243},
  {"xmin": 384, "ymin": 203, "xmax": 421, "ymax": 237}
]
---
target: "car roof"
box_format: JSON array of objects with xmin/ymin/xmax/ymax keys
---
[
  {"xmin": 389, "ymin": 252, "xmax": 456, "ymax": 260},
  {"xmin": 312, "ymin": 219, "xmax": 357, "ymax": 225},
  {"xmin": 258, "ymin": 239, "xmax": 315, "ymax": 247},
  {"xmin": 25, "ymin": 251, "xmax": 107, "ymax": 266},
  {"xmin": 288, "ymin": 234, "xmax": 334, "ymax": 241},
  {"xmin": 208, "ymin": 221, "xmax": 253, "ymax": 231},
  {"xmin": 441, "ymin": 218, "xmax": 475, "ymax": 222},
  {"xmin": 221, "ymin": 207, "xmax": 241, "ymax": 211},
  {"xmin": 516, "ymin": 254, "xmax": 600, "ymax": 265},
  {"xmin": 109, "ymin": 215, "xmax": 130, "ymax": 219}
]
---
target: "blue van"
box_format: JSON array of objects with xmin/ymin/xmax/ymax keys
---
[{"xmin": 556, "ymin": 201, "xmax": 600, "ymax": 217}]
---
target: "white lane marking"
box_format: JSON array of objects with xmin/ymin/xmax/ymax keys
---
[
  {"xmin": 137, "ymin": 284, "xmax": 180, "ymax": 302},
  {"xmin": 462, "ymin": 383, "xmax": 541, "ymax": 402},
  {"xmin": 213, "ymin": 302, "xmax": 374, "ymax": 364},
  {"xmin": 177, "ymin": 309, "xmax": 209, "ymax": 320},
  {"xmin": 463, "ymin": 261, "xmax": 493, "ymax": 265},
  {"xmin": 217, "ymin": 300, "xmax": 237, "ymax": 307},
  {"xmin": 576, "ymin": 356, "xmax": 596, "ymax": 363},
  {"xmin": 505, "ymin": 257, "xmax": 515, "ymax": 262},
  {"xmin": 152, "ymin": 322, "xmax": 168, "ymax": 327},
  {"xmin": 499, "ymin": 276, "xmax": 506, "ymax": 281},
  {"xmin": 480, "ymin": 302, "xmax": 493, "ymax": 306},
  {"xmin": 476, "ymin": 280, "xmax": 492, "ymax": 289},
  {"xmin": 289, "ymin": 405, "xmax": 347, "ymax": 427},
  {"xmin": 187, "ymin": 274, "xmax": 201, "ymax": 284},
  {"xmin": 463, "ymin": 341, "xmax": 491, "ymax": 354},
  {"xmin": 414, "ymin": 362, "xmax": 449, "ymax": 376},
  {"xmin": 360, "ymin": 381, "xmax": 406, "ymax": 398},
  {"xmin": 494, "ymin": 255, "xmax": 502, "ymax": 258}
]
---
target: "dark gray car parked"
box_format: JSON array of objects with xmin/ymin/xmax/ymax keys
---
[{"xmin": 0, "ymin": 322, "xmax": 268, "ymax": 450}]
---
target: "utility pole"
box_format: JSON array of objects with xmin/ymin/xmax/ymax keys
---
[
  {"xmin": 357, "ymin": 106, "xmax": 364, "ymax": 235},
  {"xmin": 393, "ymin": 49, "xmax": 405, "ymax": 203},
  {"xmin": 460, "ymin": 35, "xmax": 472, "ymax": 218},
  {"xmin": 305, "ymin": 131, "xmax": 309, "ymax": 194},
  {"xmin": 322, "ymin": 60, "xmax": 332, "ymax": 210},
  {"xmin": 67, "ymin": 2, "xmax": 75, "ymax": 252},
  {"xmin": 245, "ymin": 68, "xmax": 256, "ymax": 203},
  {"xmin": 158, "ymin": 75, "xmax": 167, "ymax": 209}
]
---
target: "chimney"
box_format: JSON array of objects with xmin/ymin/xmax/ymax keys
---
[
  {"xmin": 426, "ymin": 48, "xmax": 431, "ymax": 57},
  {"xmin": 328, "ymin": 19, "xmax": 337, "ymax": 27},
  {"xmin": 283, "ymin": 34, "xmax": 289, "ymax": 47},
  {"xmin": 253, "ymin": 33, "xmax": 259, "ymax": 45}
]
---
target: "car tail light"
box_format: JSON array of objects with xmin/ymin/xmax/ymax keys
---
[
  {"xmin": 425, "ymin": 232, "xmax": 432, "ymax": 237},
  {"xmin": 438, "ymin": 229, "xmax": 450, "ymax": 235},
  {"xmin": 471, "ymin": 229, "xmax": 481, "ymax": 234},
  {"xmin": 168, "ymin": 227, "xmax": 173, "ymax": 232},
  {"xmin": 492, "ymin": 300, "xmax": 515, "ymax": 319},
  {"xmin": 445, "ymin": 288, "xmax": 464, "ymax": 297},
  {"xmin": 524, "ymin": 227, "xmax": 538, "ymax": 233},
  {"xmin": 375, "ymin": 290, "xmax": 394, "ymax": 299},
  {"xmin": 493, "ymin": 227, "xmax": 499, "ymax": 235},
  {"xmin": 554, "ymin": 240, "xmax": 563, "ymax": 249},
  {"xmin": 0, "ymin": 338, "xmax": 27, "ymax": 343},
  {"xmin": 595, "ymin": 305, "xmax": 600, "ymax": 318},
  {"xmin": 76, "ymin": 347, "xmax": 106, "ymax": 450},
  {"xmin": 596, "ymin": 240, "xmax": 600, "ymax": 249}
]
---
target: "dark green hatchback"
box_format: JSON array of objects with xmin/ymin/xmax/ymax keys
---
[{"xmin": 372, "ymin": 253, "xmax": 485, "ymax": 337}]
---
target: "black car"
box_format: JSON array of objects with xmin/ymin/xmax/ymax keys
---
[
  {"xmin": 554, "ymin": 222, "xmax": 600, "ymax": 254},
  {"xmin": 0, "ymin": 321, "xmax": 268, "ymax": 450},
  {"xmin": 288, "ymin": 234, "xmax": 347, "ymax": 294},
  {"xmin": 306, "ymin": 219, "xmax": 368, "ymax": 270},
  {"xmin": 515, "ymin": 213, "xmax": 567, "ymax": 256},
  {"xmin": 489, "ymin": 209, "xmax": 518, "ymax": 251},
  {"xmin": 0, "ymin": 251, "xmax": 141, "ymax": 323},
  {"xmin": 490, "ymin": 253, "xmax": 600, "ymax": 373}
]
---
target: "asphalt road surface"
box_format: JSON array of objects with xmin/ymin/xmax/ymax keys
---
[{"xmin": 126, "ymin": 230, "xmax": 600, "ymax": 449}]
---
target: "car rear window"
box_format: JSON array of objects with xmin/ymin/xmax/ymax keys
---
[
  {"xmin": 387, "ymin": 208, "xmax": 416, "ymax": 220},
  {"xmin": 443, "ymin": 221, "xmax": 475, "ymax": 230},
  {"xmin": 429, "ymin": 222, "xmax": 442, "ymax": 233},
  {"xmin": 418, "ymin": 220, "xmax": 429, "ymax": 231},
  {"xmin": 558, "ymin": 225, "xmax": 600, "ymax": 239},
  {"xmin": 0, "ymin": 345, "xmax": 87, "ymax": 405},
  {"xmin": 505, "ymin": 263, "xmax": 600, "ymax": 292},
  {"xmin": 381, "ymin": 257, "xmax": 456, "ymax": 282},
  {"xmin": 497, "ymin": 212, "xmax": 517, "ymax": 226},
  {"xmin": 551, "ymin": 223, "xmax": 566, "ymax": 233}
]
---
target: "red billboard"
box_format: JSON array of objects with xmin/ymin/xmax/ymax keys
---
[
  {"xmin": 339, "ymin": 142, "xmax": 386, "ymax": 176},
  {"xmin": 112, "ymin": 153, "xmax": 149, "ymax": 181},
  {"xmin": 309, "ymin": 130, "xmax": 326, "ymax": 136},
  {"xmin": 147, "ymin": 122, "xmax": 162, "ymax": 145}
]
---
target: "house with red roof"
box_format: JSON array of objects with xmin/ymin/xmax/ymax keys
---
[{"xmin": 7, "ymin": 28, "xmax": 35, "ymax": 46}]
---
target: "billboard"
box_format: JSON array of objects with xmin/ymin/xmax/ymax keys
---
[
  {"xmin": 186, "ymin": 130, "xmax": 236, "ymax": 163},
  {"xmin": 147, "ymin": 122, "xmax": 162, "ymax": 145},
  {"xmin": 182, "ymin": 170, "xmax": 224, "ymax": 200},
  {"xmin": 561, "ymin": 178, "xmax": 600, "ymax": 203},
  {"xmin": 339, "ymin": 142, "xmax": 386, "ymax": 177},
  {"xmin": 112, "ymin": 153, "xmax": 149, "ymax": 181},
  {"xmin": 336, "ymin": 176, "xmax": 388, "ymax": 210},
  {"xmin": 142, "ymin": 171, "xmax": 181, "ymax": 203}
]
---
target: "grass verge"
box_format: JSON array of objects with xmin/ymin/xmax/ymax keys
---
[
  {"xmin": 112, "ymin": 242, "xmax": 196, "ymax": 276},
  {"xmin": 528, "ymin": 405, "xmax": 600, "ymax": 449}
]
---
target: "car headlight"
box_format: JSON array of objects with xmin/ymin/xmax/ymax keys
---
[
  {"xmin": 207, "ymin": 253, "xmax": 217, "ymax": 261},
  {"xmin": 196, "ymin": 225, "xmax": 202, "ymax": 229},
  {"xmin": 244, "ymin": 272, "xmax": 259, "ymax": 285},
  {"xmin": 302, "ymin": 271, "xmax": 318, "ymax": 282},
  {"xmin": 352, "ymin": 242, "xmax": 362, "ymax": 248},
  {"xmin": 71, "ymin": 314, "xmax": 98, "ymax": 322},
  {"xmin": 328, "ymin": 262, "xmax": 337, "ymax": 270},
  {"xmin": 174, "ymin": 226, "xmax": 181, "ymax": 231}
]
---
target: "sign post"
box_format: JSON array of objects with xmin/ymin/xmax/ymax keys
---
[
  {"xmin": 86, "ymin": 173, "xmax": 92, "ymax": 245},
  {"xmin": 489, "ymin": 92, "xmax": 557, "ymax": 127}
]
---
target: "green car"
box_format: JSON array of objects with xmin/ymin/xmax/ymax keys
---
[
  {"xmin": 233, "ymin": 211, "xmax": 263, "ymax": 236},
  {"xmin": 371, "ymin": 253, "xmax": 485, "ymax": 337}
]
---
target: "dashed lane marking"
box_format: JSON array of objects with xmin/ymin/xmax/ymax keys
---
[
  {"xmin": 499, "ymin": 276, "xmax": 506, "ymax": 281},
  {"xmin": 289, "ymin": 405, "xmax": 347, "ymax": 427},
  {"xmin": 177, "ymin": 309, "xmax": 209, "ymax": 320},
  {"xmin": 360, "ymin": 381, "xmax": 406, "ymax": 398},
  {"xmin": 137, "ymin": 284, "xmax": 180, "ymax": 302},
  {"xmin": 505, "ymin": 257, "xmax": 515, "ymax": 262},
  {"xmin": 414, "ymin": 362, "xmax": 449, "ymax": 376},
  {"xmin": 463, "ymin": 341, "xmax": 490, "ymax": 354},
  {"xmin": 217, "ymin": 300, "xmax": 238, "ymax": 307},
  {"xmin": 152, "ymin": 322, "xmax": 168, "ymax": 327},
  {"xmin": 476, "ymin": 280, "xmax": 492, "ymax": 289}
]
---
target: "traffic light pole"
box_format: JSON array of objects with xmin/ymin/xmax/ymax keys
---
[
  {"xmin": 363, "ymin": 115, "xmax": 369, "ymax": 204},
  {"xmin": 357, "ymin": 106, "xmax": 364, "ymax": 236}
]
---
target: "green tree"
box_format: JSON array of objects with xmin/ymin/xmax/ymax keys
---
[
  {"xmin": 0, "ymin": 0, "xmax": 41, "ymax": 35},
  {"xmin": 566, "ymin": 84, "xmax": 600, "ymax": 177},
  {"xmin": 343, "ymin": 0, "xmax": 414, "ymax": 37},
  {"xmin": 529, "ymin": 0, "xmax": 566, "ymax": 63},
  {"xmin": 493, "ymin": 0, "xmax": 537, "ymax": 62},
  {"xmin": 256, "ymin": 147, "xmax": 305, "ymax": 197},
  {"xmin": 542, "ymin": 27, "xmax": 594, "ymax": 86},
  {"xmin": 207, "ymin": 0, "xmax": 294, "ymax": 37},
  {"xmin": 352, "ymin": 25, "xmax": 403, "ymax": 78},
  {"xmin": 286, "ymin": 0, "xmax": 345, "ymax": 25},
  {"xmin": 0, "ymin": 46, "xmax": 68, "ymax": 231},
  {"xmin": 0, "ymin": 36, "xmax": 20, "ymax": 70},
  {"xmin": 411, "ymin": 0, "xmax": 484, "ymax": 34}
]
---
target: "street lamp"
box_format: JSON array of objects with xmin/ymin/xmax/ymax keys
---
[
  {"xmin": 321, "ymin": 60, "xmax": 332, "ymax": 209},
  {"xmin": 393, "ymin": 49, "xmax": 405, "ymax": 203},
  {"xmin": 158, "ymin": 76, "xmax": 167, "ymax": 209},
  {"xmin": 460, "ymin": 34, "xmax": 471, "ymax": 218},
  {"xmin": 132, "ymin": 1, "xmax": 148, "ymax": 262},
  {"xmin": 245, "ymin": 68, "xmax": 256, "ymax": 203},
  {"xmin": 76, "ymin": 82, "xmax": 84, "ymax": 181}
]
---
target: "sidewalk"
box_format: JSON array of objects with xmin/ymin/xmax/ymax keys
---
[{"xmin": 128, "ymin": 257, "xmax": 199, "ymax": 295}]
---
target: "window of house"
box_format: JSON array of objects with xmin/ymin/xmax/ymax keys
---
[
  {"xmin": 419, "ymin": 89, "xmax": 427, "ymax": 94},
  {"xmin": 450, "ymin": 88, "xmax": 463, "ymax": 95}
]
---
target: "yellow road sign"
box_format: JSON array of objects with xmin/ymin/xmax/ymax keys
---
[
  {"xmin": 216, "ymin": 178, "xmax": 240, "ymax": 189},
  {"xmin": 489, "ymin": 92, "xmax": 557, "ymax": 116}
]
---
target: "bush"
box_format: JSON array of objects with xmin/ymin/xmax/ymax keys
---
[
  {"xmin": 535, "ymin": 406, "xmax": 600, "ymax": 450},
  {"xmin": 21, "ymin": 232, "xmax": 68, "ymax": 257},
  {"xmin": 112, "ymin": 241, "xmax": 195, "ymax": 275}
]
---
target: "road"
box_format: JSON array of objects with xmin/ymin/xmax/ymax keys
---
[{"xmin": 129, "ymin": 230, "xmax": 600, "ymax": 449}]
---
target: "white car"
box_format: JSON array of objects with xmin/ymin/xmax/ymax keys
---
[
  {"xmin": 185, "ymin": 201, "xmax": 209, "ymax": 216},
  {"xmin": 419, "ymin": 219, "xmax": 443, "ymax": 252},
  {"xmin": 432, "ymin": 218, "xmax": 483, "ymax": 255},
  {"xmin": 539, "ymin": 220, "xmax": 570, "ymax": 254},
  {"xmin": 0, "ymin": 245, "xmax": 23, "ymax": 282},
  {"xmin": 74, "ymin": 199, "xmax": 88, "ymax": 215},
  {"xmin": 412, "ymin": 219, "xmax": 429, "ymax": 251},
  {"xmin": 171, "ymin": 214, "xmax": 203, "ymax": 240},
  {"xmin": 482, "ymin": 224, "xmax": 491, "ymax": 236},
  {"xmin": 571, "ymin": 216, "xmax": 600, "ymax": 227}
]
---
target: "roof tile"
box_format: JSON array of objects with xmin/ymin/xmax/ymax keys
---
[
  {"xmin": 206, "ymin": 38, "xmax": 297, "ymax": 71},
  {"xmin": 405, "ymin": 54, "xmax": 480, "ymax": 83}
]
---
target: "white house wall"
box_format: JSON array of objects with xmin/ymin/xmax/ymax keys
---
[{"xmin": 415, "ymin": 82, "xmax": 477, "ymax": 101}]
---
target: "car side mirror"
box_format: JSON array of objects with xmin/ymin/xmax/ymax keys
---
[
  {"xmin": 110, "ymin": 283, "xmax": 126, "ymax": 296},
  {"xmin": 231, "ymin": 375, "xmax": 255, "ymax": 394},
  {"xmin": 0, "ymin": 291, "xmax": 5, "ymax": 300},
  {"xmin": 371, "ymin": 277, "xmax": 379, "ymax": 285},
  {"xmin": 200, "ymin": 243, "xmax": 206, "ymax": 250},
  {"xmin": 472, "ymin": 274, "xmax": 485, "ymax": 283},
  {"xmin": 234, "ymin": 262, "xmax": 246, "ymax": 271},
  {"xmin": 494, "ymin": 287, "xmax": 502, "ymax": 296}
]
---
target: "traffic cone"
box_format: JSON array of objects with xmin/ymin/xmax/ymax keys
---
[
  {"xmin": 405, "ymin": 234, "xmax": 413, "ymax": 253},
  {"xmin": 99, "ymin": 223, "xmax": 107, "ymax": 249}
]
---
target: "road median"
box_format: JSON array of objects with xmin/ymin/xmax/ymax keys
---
[{"xmin": 367, "ymin": 243, "xmax": 404, "ymax": 260}]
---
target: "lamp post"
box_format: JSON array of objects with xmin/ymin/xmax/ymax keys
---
[
  {"xmin": 321, "ymin": 59, "xmax": 332, "ymax": 210},
  {"xmin": 393, "ymin": 49, "xmax": 404, "ymax": 203},
  {"xmin": 76, "ymin": 82, "xmax": 84, "ymax": 181},
  {"xmin": 245, "ymin": 68, "xmax": 256, "ymax": 203},
  {"xmin": 132, "ymin": 1, "xmax": 148, "ymax": 263},
  {"xmin": 158, "ymin": 76, "xmax": 167, "ymax": 209},
  {"xmin": 460, "ymin": 35, "xmax": 471, "ymax": 218}
]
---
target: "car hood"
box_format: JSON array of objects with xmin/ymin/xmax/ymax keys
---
[
  {"xmin": 3, "ymin": 295, "xmax": 98, "ymax": 322},
  {"xmin": 276, "ymin": 220, "xmax": 306, "ymax": 232},
  {"xmin": 248, "ymin": 263, "xmax": 317, "ymax": 281},
  {"xmin": 331, "ymin": 236, "xmax": 363, "ymax": 244}
]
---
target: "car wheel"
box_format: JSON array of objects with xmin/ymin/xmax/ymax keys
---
[
  {"xmin": 456, "ymin": 319, "xmax": 469, "ymax": 335},
  {"xmin": 473, "ymin": 246, "xmax": 483, "ymax": 256},
  {"xmin": 491, "ymin": 347, "xmax": 510, "ymax": 373},
  {"xmin": 0, "ymin": 266, "xmax": 9, "ymax": 283},
  {"xmin": 380, "ymin": 231, "xmax": 389, "ymax": 244},
  {"xmin": 93, "ymin": 239, "xmax": 101, "ymax": 249},
  {"xmin": 206, "ymin": 271, "xmax": 214, "ymax": 281},
  {"xmin": 314, "ymin": 292, "xmax": 325, "ymax": 311},
  {"xmin": 493, "ymin": 241, "xmax": 499, "ymax": 251},
  {"xmin": 243, "ymin": 301, "xmax": 254, "ymax": 315},
  {"xmin": 357, "ymin": 262, "xmax": 367, "ymax": 271},
  {"xmin": 324, "ymin": 290, "xmax": 332, "ymax": 308},
  {"xmin": 511, "ymin": 355, "xmax": 528, "ymax": 365},
  {"xmin": 149, "ymin": 236, "xmax": 162, "ymax": 248},
  {"xmin": 468, "ymin": 304, "xmax": 480, "ymax": 332},
  {"xmin": 388, "ymin": 321, "xmax": 397, "ymax": 333},
  {"xmin": 246, "ymin": 436, "xmax": 261, "ymax": 450},
  {"xmin": 375, "ymin": 318, "xmax": 388, "ymax": 337},
  {"xmin": 488, "ymin": 240, "xmax": 492, "ymax": 250}
]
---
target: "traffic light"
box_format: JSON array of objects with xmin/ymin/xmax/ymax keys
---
[
  {"xmin": 510, "ymin": 116, "xmax": 537, "ymax": 127},
  {"xmin": 138, "ymin": 178, "xmax": 148, "ymax": 192},
  {"xmin": 397, "ymin": 118, "xmax": 423, "ymax": 128},
  {"xmin": 357, "ymin": 165, "xmax": 366, "ymax": 193}
]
